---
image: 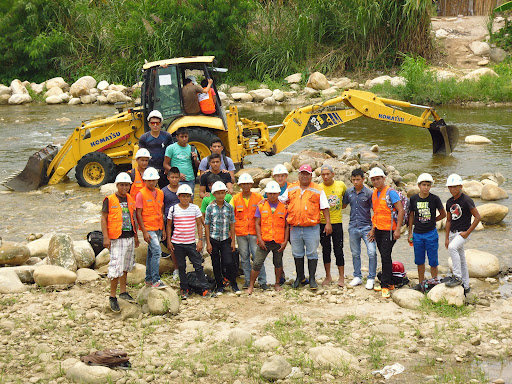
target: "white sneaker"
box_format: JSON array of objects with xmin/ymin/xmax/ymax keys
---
[
  {"xmin": 365, "ymin": 279, "xmax": 375, "ymax": 290},
  {"xmin": 349, "ymin": 277, "xmax": 362, "ymax": 287}
]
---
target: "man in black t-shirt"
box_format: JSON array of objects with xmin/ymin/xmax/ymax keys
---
[
  {"xmin": 408, "ymin": 173, "xmax": 446, "ymax": 288},
  {"xmin": 444, "ymin": 173, "xmax": 481, "ymax": 293},
  {"xmin": 199, "ymin": 153, "xmax": 233, "ymax": 198}
]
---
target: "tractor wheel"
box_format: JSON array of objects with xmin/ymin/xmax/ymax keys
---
[
  {"xmin": 187, "ymin": 128, "xmax": 219, "ymax": 160},
  {"xmin": 75, "ymin": 152, "xmax": 117, "ymax": 188}
]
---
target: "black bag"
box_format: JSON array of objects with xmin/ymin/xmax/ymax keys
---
[
  {"xmin": 377, "ymin": 271, "xmax": 410, "ymax": 288},
  {"xmin": 87, "ymin": 231, "xmax": 104, "ymax": 256},
  {"xmin": 186, "ymin": 272, "xmax": 216, "ymax": 294}
]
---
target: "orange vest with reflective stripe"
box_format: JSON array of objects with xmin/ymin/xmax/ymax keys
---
[
  {"xmin": 106, "ymin": 194, "xmax": 136, "ymax": 240},
  {"xmin": 286, "ymin": 182, "xmax": 321, "ymax": 227},
  {"xmin": 371, "ymin": 186, "xmax": 396, "ymax": 231},
  {"xmin": 140, "ymin": 187, "xmax": 164, "ymax": 231},
  {"xmin": 129, "ymin": 169, "xmax": 145, "ymax": 200},
  {"xmin": 233, "ymin": 192, "xmax": 262, "ymax": 236},
  {"xmin": 198, "ymin": 89, "xmax": 215, "ymax": 114},
  {"xmin": 259, "ymin": 201, "xmax": 287, "ymax": 243}
]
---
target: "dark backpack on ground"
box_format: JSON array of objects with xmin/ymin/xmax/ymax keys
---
[
  {"xmin": 87, "ymin": 231, "xmax": 104, "ymax": 256},
  {"xmin": 186, "ymin": 272, "xmax": 216, "ymax": 294},
  {"xmin": 417, "ymin": 278, "xmax": 441, "ymax": 293},
  {"xmin": 377, "ymin": 271, "xmax": 410, "ymax": 288}
]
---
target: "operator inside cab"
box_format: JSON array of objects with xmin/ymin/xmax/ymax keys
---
[{"xmin": 182, "ymin": 75, "xmax": 213, "ymax": 115}]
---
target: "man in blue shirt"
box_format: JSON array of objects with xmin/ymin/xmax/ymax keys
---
[
  {"xmin": 342, "ymin": 169, "xmax": 377, "ymax": 290},
  {"xmin": 138, "ymin": 110, "xmax": 174, "ymax": 188}
]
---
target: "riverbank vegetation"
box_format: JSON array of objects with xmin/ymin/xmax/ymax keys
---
[{"xmin": 0, "ymin": 0, "xmax": 434, "ymax": 84}]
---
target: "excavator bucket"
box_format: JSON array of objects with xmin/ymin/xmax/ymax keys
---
[
  {"xmin": 2, "ymin": 145, "xmax": 59, "ymax": 192},
  {"xmin": 428, "ymin": 120, "xmax": 459, "ymax": 155}
]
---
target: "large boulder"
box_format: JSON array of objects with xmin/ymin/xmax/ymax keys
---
[
  {"xmin": 0, "ymin": 84, "xmax": 11, "ymax": 96},
  {"xmin": 26, "ymin": 238, "xmax": 51, "ymax": 258},
  {"xmin": 231, "ymin": 93, "xmax": 253, "ymax": 102},
  {"xmin": 308, "ymin": 346, "xmax": 359, "ymax": 368},
  {"xmin": 480, "ymin": 172, "xmax": 505, "ymax": 186},
  {"xmin": 97, "ymin": 80, "xmax": 109, "ymax": 91},
  {"xmin": 44, "ymin": 86, "xmax": 64, "ymax": 97},
  {"xmin": 76, "ymin": 268, "xmax": 100, "ymax": 283},
  {"xmin": 46, "ymin": 95, "xmax": 65, "ymax": 104},
  {"xmin": 260, "ymin": 355, "xmax": 292, "ymax": 380},
  {"xmin": 0, "ymin": 94, "xmax": 10, "ymax": 104},
  {"xmin": 63, "ymin": 358, "xmax": 123, "ymax": 384},
  {"xmin": 427, "ymin": 283, "xmax": 464, "ymax": 307},
  {"xmin": 448, "ymin": 249, "xmax": 500, "ymax": 278},
  {"xmin": 8, "ymin": 94, "xmax": 32, "ymax": 104},
  {"xmin": 469, "ymin": 41, "xmax": 490, "ymax": 56},
  {"xmin": 392, "ymin": 289, "xmax": 424, "ymax": 310},
  {"xmin": 228, "ymin": 328, "xmax": 253, "ymax": 346},
  {"xmin": 480, "ymin": 184, "xmax": 508, "ymax": 201},
  {"xmin": 462, "ymin": 180, "xmax": 484, "ymax": 198},
  {"xmin": 273, "ymin": 89, "xmax": 285, "ymax": 102},
  {"xmin": 303, "ymin": 87, "xmax": 320, "ymax": 97},
  {"xmin": 307, "ymin": 72, "xmax": 330, "ymax": 90},
  {"xmin": 70, "ymin": 79, "xmax": 90, "ymax": 98},
  {"xmin": 94, "ymin": 248, "xmax": 110, "ymax": 269},
  {"xmin": 99, "ymin": 183, "xmax": 117, "ymax": 196},
  {"xmin": 73, "ymin": 240, "xmax": 96, "ymax": 269},
  {"xmin": 284, "ymin": 73, "xmax": 302, "ymax": 84},
  {"xmin": 10, "ymin": 79, "xmax": 29, "ymax": 95},
  {"xmin": 147, "ymin": 288, "xmax": 180, "ymax": 315},
  {"xmin": 29, "ymin": 82, "xmax": 45, "ymax": 94},
  {"xmin": 490, "ymin": 47, "xmax": 508, "ymax": 63},
  {"xmin": 48, "ymin": 234, "xmax": 77, "ymax": 272},
  {"xmin": 0, "ymin": 241, "xmax": 30, "ymax": 266},
  {"xmin": 0, "ymin": 269, "xmax": 28, "ymax": 293},
  {"xmin": 248, "ymin": 89, "xmax": 273, "ymax": 102},
  {"xmin": 465, "ymin": 135, "xmax": 492, "ymax": 144},
  {"xmin": 33, "ymin": 265, "xmax": 77, "ymax": 286},
  {"xmin": 77, "ymin": 75, "xmax": 97, "ymax": 89},
  {"xmin": 46, "ymin": 77, "xmax": 68, "ymax": 90},
  {"xmin": 462, "ymin": 68, "xmax": 498, "ymax": 81},
  {"xmin": 477, "ymin": 203, "xmax": 509, "ymax": 224},
  {"xmin": 106, "ymin": 91, "xmax": 131, "ymax": 103},
  {"xmin": 228, "ymin": 86, "xmax": 247, "ymax": 94}
]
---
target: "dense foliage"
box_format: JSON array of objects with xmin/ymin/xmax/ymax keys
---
[{"xmin": 0, "ymin": 0, "xmax": 434, "ymax": 84}]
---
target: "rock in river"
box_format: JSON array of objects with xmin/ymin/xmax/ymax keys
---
[
  {"xmin": 465, "ymin": 135, "xmax": 492, "ymax": 144},
  {"xmin": 477, "ymin": 203, "xmax": 509, "ymax": 224},
  {"xmin": 480, "ymin": 184, "xmax": 508, "ymax": 201},
  {"xmin": 448, "ymin": 249, "xmax": 499, "ymax": 278},
  {"xmin": 48, "ymin": 234, "xmax": 77, "ymax": 271},
  {"xmin": 0, "ymin": 241, "xmax": 30, "ymax": 266}
]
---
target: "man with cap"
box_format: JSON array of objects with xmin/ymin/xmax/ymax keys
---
[
  {"xmin": 368, "ymin": 167, "xmax": 404, "ymax": 298},
  {"xmin": 279, "ymin": 164, "xmax": 332, "ymax": 290},
  {"xmin": 319, "ymin": 164, "xmax": 347, "ymax": 287},
  {"xmin": 182, "ymin": 76, "xmax": 214, "ymax": 115},
  {"xmin": 138, "ymin": 110, "xmax": 173, "ymax": 188}
]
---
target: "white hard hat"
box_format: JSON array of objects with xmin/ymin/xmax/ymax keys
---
[
  {"xmin": 237, "ymin": 173, "xmax": 254, "ymax": 184},
  {"xmin": 115, "ymin": 172, "xmax": 132, "ymax": 184},
  {"xmin": 265, "ymin": 181, "xmax": 281, "ymax": 194},
  {"xmin": 272, "ymin": 164, "xmax": 288, "ymax": 176},
  {"xmin": 177, "ymin": 184, "xmax": 193, "ymax": 195},
  {"xmin": 142, "ymin": 167, "xmax": 160, "ymax": 180},
  {"xmin": 417, "ymin": 173, "xmax": 434, "ymax": 185},
  {"xmin": 147, "ymin": 110, "xmax": 163, "ymax": 121},
  {"xmin": 187, "ymin": 75, "xmax": 197, "ymax": 84},
  {"xmin": 211, "ymin": 181, "xmax": 227, "ymax": 194},
  {"xmin": 369, "ymin": 167, "xmax": 385, "ymax": 178},
  {"xmin": 446, "ymin": 173, "xmax": 463, "ymax": 187},
  {"xmin": 135, "ymin": 148, "xmax": 151, "ymax": 159}
]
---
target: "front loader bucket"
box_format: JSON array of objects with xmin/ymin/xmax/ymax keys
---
[
  {"xmin": 2, "ymin": 145, "xmax": 59, "ymax": 192},
  {"xmin": 428, "ymin": 120, "xmax": 459, "ymax": 155}
]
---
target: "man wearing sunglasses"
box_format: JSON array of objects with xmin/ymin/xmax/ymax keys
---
[{"xmin": 138, "ymin": 110, "xmax": 174, "ymax": 188}]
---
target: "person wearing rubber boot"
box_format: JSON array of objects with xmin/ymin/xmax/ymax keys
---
[
  {"xmin": 230, "ymin": 173, "xmax": 267, "ymax": 290},
  {"xmin": 444, "ymin": 174, "xmax": 480, "ymax": 295},
  {"xmin": 248, "ymin": 181, "xmax": 289, "ymax": 295},
  {"xmin": 367, "ymin": 167, "xmax": 404, "ymax": 298},
  {"xmin": 279, "ymin": 164, "xmax": 331, "ymax": 290},
  {"xmin": 319, "ymin": 164, "xmax": 347, "ymax": 287},
  {"xmin": 101, "ymin": 172, "xmax": 139, "ymax": 312}
]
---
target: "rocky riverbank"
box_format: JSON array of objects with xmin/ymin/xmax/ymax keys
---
[{"xmin": 1, "ymin": 149, "xmax": 512, "ymax": 383}]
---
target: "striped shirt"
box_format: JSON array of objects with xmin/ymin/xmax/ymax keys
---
[
  {"xmin": 168, "ymin": 204, "xmax": 201, "ymax": 244},
  {"xmin": 205, "ymin": 201, "xmax": 235, "ymax": 241}
]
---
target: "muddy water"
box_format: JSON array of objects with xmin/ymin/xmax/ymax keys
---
[{"xmin": 0, "ymin": 103, "xmax": 511, "ymax": 285}]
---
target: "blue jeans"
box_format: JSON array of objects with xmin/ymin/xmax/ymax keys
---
[
  {"xmin": 145, "ymin": 230, "xmax": 162, "ymax": 283},
  {"xmin": 348, "ymin": 225, "xmax": 377, "ymax": 279},
  {"xmin": 237, "ymin": 235, "xmax": 266, "ymax": 285},
  {"xmin": 413, "ymin": 228, "xmax": 439, "ymax": 267},
  {"xmin": 179, "ymin": 180, "xmax": 196, "ymax": 200},
  {"xmin": 290, "ymin": 225, "xmax": 320, "ymax": 260}
]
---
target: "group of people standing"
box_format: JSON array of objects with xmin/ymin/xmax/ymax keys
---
[{"xmin": 100, "ymin": 109, "xmax": 481, "ymax": 312}]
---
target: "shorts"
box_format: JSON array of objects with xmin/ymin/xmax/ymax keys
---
[
  {"xmin": 413, "ymin": 228, "xmax": 439, "ymax": 267},
  {"xmin": 108, "ymin": 237, "xmax": 135, "ymax": 279}
]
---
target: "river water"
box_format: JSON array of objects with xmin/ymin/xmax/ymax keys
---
[{"xmin": 0, "ymin": 103, "xmax": 511, "ymax": 283}]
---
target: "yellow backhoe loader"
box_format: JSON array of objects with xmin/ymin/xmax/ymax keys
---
[{"xmin": 3, "ymin": 56, "xmax": 458, "ymax": 192}]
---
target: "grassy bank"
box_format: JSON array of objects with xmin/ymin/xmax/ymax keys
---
[{"xmin": 0, "ymin": 0, "xmax": 433, "ymax": 85}]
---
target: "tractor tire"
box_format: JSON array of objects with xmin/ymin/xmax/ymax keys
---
[
  {"xmin": 75, "ymin": 152, "xmax": 117, "ymax": 188},
  {"xmin": 187, "ymin": 128, "xmax": 219, "ymax": 160}
]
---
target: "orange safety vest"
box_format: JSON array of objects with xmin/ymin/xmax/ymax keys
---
[
  {"xmin": 233, "ymin": 192, "xmax": 261, "ymax": 236},
  {"xmin": 286, "ymin": 182, "xmax": 322, "ymax": 227},
  {"xmin": 198, "ymin": 88, "xmax": 215, "ymax": 114},
  {"xmin": 129, "ymin": 169, "xmax": 145, "ymax": 200},
  {"xmin": 106, "ymin": 194, "xmax": 136, "ymax": 240},
  {"xmin": 139, "ymin": 187, "xmax": 164, "ymax": 231},
  {"xmin": 372, "ymin": 186, "xmax": 396, "ymax": 231},
  {"xmin": 259, "ymin": 201, "xmax": 287, "ymax": 243}
]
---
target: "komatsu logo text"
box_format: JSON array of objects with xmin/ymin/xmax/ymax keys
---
[
  {"xmin": 378, "ymin": 114, "xmax": 404, "ymax": 122},
  {"xmin": 90, "ymin": 131, "xmax": 121, "ymax": 147}
]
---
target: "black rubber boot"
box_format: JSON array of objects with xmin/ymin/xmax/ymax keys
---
[
  {"xmin": 308, "ymin": 259, "xmax": 318, "ymax": 290},
  {"xmin": 292, "ymin": 257, "xmax": 305, "ymax": 288}
]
